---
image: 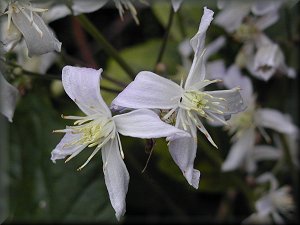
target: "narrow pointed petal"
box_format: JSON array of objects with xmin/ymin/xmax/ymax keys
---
[
  {"xmin": 255, "ymin": 108, "xmax": 298, "ymax": 134},
  {"xmin": 0, "ymin": 73, "xmax": 19, "ymax": 122},
  {"xmin": 168, "ymin": 129, "xmax": 200, "ymax": 188},
  {"xmin": 254, "ymin": 11, "xmax": 279, "ymax": 31},
  {"xmin": 253, "ymin": 145, "xmax": 282, "ymax": 161},
  {"xmin": 222, "ymin": 128, "xmax": 255, "ymax": 171},
  {"xmin": 112, "ymin": 71, "xmax": 181, "ymax": 110},
  {"xmin": 168, "ymin": 110, "xmax": 200, "ymax": 188},
  {"xmin": 185, "ymin": 7, "xmax": 214, "ymax": 88},
  {"xmin": 62, "ymin": 66, "xmax": 111, "ymax": 116},
  {"xmin": 171, "ymin": 0, "xmax": 184, "ymax": 12},
  {"xmin": 51, "ymin": 132, "xmax": 87, "ymax": 162},
  {"xmin": 102, "ymin": 139, "xmax": 129, "ymax": 221},
  {"xmin": 204, "ymin": 36, "xmax": 226, "ymax": 61},
  {"xmin": 114, "ymin": 109, "xmax": 189, "ymax": 139},
  {"xmin": 206, "ymin": 88, "xmax": 246, "ymax": 115},
  {"xmin": 12, "ymin": 11, "xmax": 61, "ymax": 56}
]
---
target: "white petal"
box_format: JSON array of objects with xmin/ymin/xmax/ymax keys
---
[
  {"xmin": 42, "ymin": 4, "xmax": 71, "ymax": 23},
  {"xmin": 251, "ymin": 0, "xmax": 283, "ymax": 16},
  {"xmin": 223, "ymin": 64, "xmax": 253, "ymax": 103},
  {"xmin": 171, "ymin": 0, "xmax": 184, "ymax": 12},
  {"xmin": 168, "ymin": 112, "xmax": 200, "ymax": 188},
  {"xmin": 254, "ymin": 11, "xmax": 279, "ymax": 31},
  {"xmin": 256, "ymin": 172, "xmax": 278, "ymax": 190},
  {"xmin": 112, "ymin": 71, "xmax": 181, "ymax": 110},
  {"xmin": 204, "ymin": 36, "xmax": 226, "ymax": 61},
  {"xmin": 256, "ymin": 194, "xmax": 273, "ymax": 216},
  {"xmin": 114, "ymin": 109, "xmax": 189, "ymax": 139},
  {"xmin": 72, "ymin": 0, "xmax": 109, "ymax": 15},
  {"xmin": 62, "ymin": 66, "xmax": 111, "ymax": 116},
  {"xmin": 102, "ymin": 138, "xmax": 129, "ymax": 221},
  {"xmin": 12, "ymin": 10, "xmax": 61, "ymax": 56},
  {"xmin": 185, "ymin": 7, "xmax": 214, "ymax": 88},
  {"xmin": 214, "ymin": 1, "xmax": 251, "ymax": 33},
  {"xmin": 0, "ymin": 73, "xmax": 19, "ymax": 122},
  {"xmin": 206, "ymin": 59, "xmax": 226, "ymax": 80},
  {"xmin": 50, "ymin": 132, "xmax": 87, "ymax": 162},
  {"xmin": 253, "ymin": 44, "xmax": 282, "ymax": 81},
  {"xmin": 255, "ymin": 108, "xmax": 298, "ymax": 134},
  {"xmin": 253, "ymin": 145, "xmax": 282, "ymax": 161},
  {"xmin": 206, "ymin": 88, "xmax": 246, "ymax": 115},
  {"xmin": 222, "ymin": 128, "xmax": 255, "ymax": 171}
]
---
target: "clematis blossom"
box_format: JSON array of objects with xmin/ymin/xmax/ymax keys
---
[
  {"xmin": 112, "ymin": 7, "xmax": 245, "ymax": 188},
  {"xmin": 243, "ymin": 173, "xmax": 295, "ymax": 224},
  {"xmin": 1, "ymin": 0, "xmax": 61, "ymax": 56},
  {"xmin": 51, "ymin": 66, "xmax": 188, "ymax": 220},
  {"xmin": 210, "ymin": 63, "xmax": 298, "ymax": 172}
]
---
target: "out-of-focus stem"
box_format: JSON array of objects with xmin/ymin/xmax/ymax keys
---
[
  {"xmin": 76, "ymin": 15, "xmax": 136, "ymax": 80},
  {"xmin": 155, "ymin": 5, "xmax": 175, "ymax": 67}
]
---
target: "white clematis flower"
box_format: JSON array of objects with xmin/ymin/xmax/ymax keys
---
[
  {"xmin": 51, "ymin": 66, "xmax": 189, "ymax": 220},
  {"xmin": 0, "ymin": 72, "xmax": 19, "ymax": 122},
  {"xmin": 112, "ymin": 7, "xmax": 245, "ymax": 188},
  {"xmin": 215, "ymin": 64, "xmax": 298, "ymax": 172},
  {"xmin": 1, "ymin": 0, "xmax": 61, "ymax": 56},
  {"xmin": 243, "ymin": 173, "xmax": 295, "ymax": 224}
]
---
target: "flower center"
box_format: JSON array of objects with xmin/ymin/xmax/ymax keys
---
[
  {"xmin": 179, "ymin": 90, "xmax": 226, "ymax": 121},
  {"xmin": 233, "ymin": 23, "xmax": 258, "ymax": 42},
  {"xmin": 227, "ymin": 109, "xmax": 254, "ymax": 137}
]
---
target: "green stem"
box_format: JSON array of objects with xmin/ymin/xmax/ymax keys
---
[
  {"xmin": 76, "ymin": 15, "xmax": 136, "ymax": 80},
  {"xmin": 155, "ymin": 6, "xmax": 175, "ymax": 67},
  {"xmin": 177, "ymin": 11, "xmax": 187, "ymax": 39}
]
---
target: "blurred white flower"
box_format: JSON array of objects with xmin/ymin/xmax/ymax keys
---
[
  {"xmin": 243, "ymin": 173, "xmax": 295, "ymax": 224},
  {"xmin": 51, "ymin": 66, "xmax": 188, "ymax": 220},
  {"xmin": 0, "ymin": 0, "xmax": 61, "ymax": 56},
  {"xmin": 209, "ymin": 63, "xmax": 298, "ymax": 172},
  {"xmin": 112, "ymin": 7, "xmax": 245, "ymax": 188},
  {"xmin": 0, "ymin": 71, "xmax": 19, "ymax": 122},
  {"xmin": 215, "ymin": 0, "xmax": 295, "ymax": 81}
]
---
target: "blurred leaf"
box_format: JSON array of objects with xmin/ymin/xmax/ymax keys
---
[{"xmin": 7, "ymin": 88, "xmax": 115, "ymax": 223}]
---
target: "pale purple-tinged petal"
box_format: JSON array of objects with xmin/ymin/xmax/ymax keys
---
[
  {"xmin": 62, "ymin": 66, "xmax": 111, "ymax": 116},
  {"xmin": 214, "ymin": 1, "xmax": 251, "ymax": 33},
  {"xmin": 168, "ymin": 110, "xmax": 200, "ymax": 188},
  {"xmin": 256, "ymin": 172, "xmax": 278, "ymax": 190},
  {"xmin": 255, "ymin": 108, "xmax": 298, "ymax": 134},
  {"xmin": 253, "ymin": 145, "xmax": 282, "ymax": 161},
  {"xmin": 113, "ymin": 109, "xmax": 189, "ymax": 139},
  {"xmin": 185, "ymin": 7, "xmax": 214, "ymax": 88},
  {"xmin": 101, "ymin": 138, "xmax": 129, "ymax": 221},
  {"xmin": 242, "ymin": 213, "xmax": 272, "ymax": 224},
  {"xmin": 42, "ymin": 4, "xmax": 71, "ymax": 23},
  {"xmin": 223, "ymin": 65, "xmax": 253, "ymax": 103},
  {"xmin": 0, "ymin": 73, "xmax": 19, "ymax": 122},
  {"xmin": 254, "ymin": 11, "xmax": 279, "ymax": 31},
  {"xmin": 12, "ymin": 10, "xmax": 61, "ymax": 56},
  {"xmin": 206, "ymin": 88, "xmax": 246, "ymax": 115},
  {"xmin": 204, "ymin": 36, "xmax": 226, "ymax": 61},
  {"xmin": 171, "ymin": 0, "xmax": 184, "ymax": 12},
  {"xmin": 256, "ymin": 195, "xmax": 273, "ymax": 216},
  {"xmin": 222, "ymin": 128, "xmax": 255, "ymax": 171},
  {"xmin": 253, "ymin": 44, "xmax": 282, "ymax": 81},
  {"xmin": 206, "ymin": 59, "xmax": 226, "ymax": 80},
  {"xmin": 72, "ymin": 0, "xmax": 109, "ymax": 15},
  {"xmin": 112, "ymin": 71, "xmax": 181, "ymax": 110},
  {"xmin": 251, "ymin": 0, "xmax": 283, "ymax": 16},
  {"xmin": 50, "ymin": 131, "xmax": 87, "ymax": 162}
]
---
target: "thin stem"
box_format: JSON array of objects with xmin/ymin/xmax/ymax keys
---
[
  {"xmin": 76, "ymin": 15, "xmax": 136, "ymax": 80},
  {"xmin": 4, "ymin": 60, "xmax": 122, "ymax": 93},
  {"xmin": 177, "ymin": 11, "xmax": 187, "ymax": 38},
  {"xmin": 125, "ymin": 152, "xmax": 189, "ymax": 222},
  {"xmin": 155, "ymin": 5, "xmax": 175, "ymax": 67}
]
